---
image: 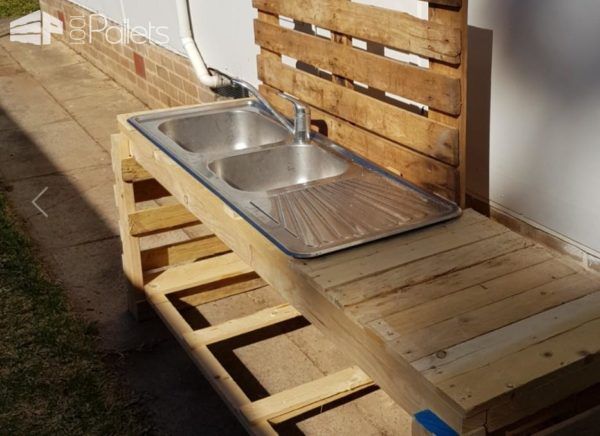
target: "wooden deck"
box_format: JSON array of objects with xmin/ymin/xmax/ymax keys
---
[{"xmin": 115, "ymin": 116, "xmax": 600, "ymax": 434}]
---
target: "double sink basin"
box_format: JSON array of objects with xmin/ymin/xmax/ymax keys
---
[{"xmin": 129, "ymin": 99, "xmax": 460, "ymax": 258}]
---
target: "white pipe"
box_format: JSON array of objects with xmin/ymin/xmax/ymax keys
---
[{"xmin": 175, "ymin": 0, "xmax": 229, "ymax": 88}]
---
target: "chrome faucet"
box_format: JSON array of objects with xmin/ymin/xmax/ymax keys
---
[
  {"xmin": 225, "ymin": 75, "xmax": 312, "ymax": 144},
  {"xmin": 278, "ymin": 93, "xmax": 311, "ymax": 144}
]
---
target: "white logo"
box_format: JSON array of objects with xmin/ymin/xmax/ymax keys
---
[{"xmin": 10, "ymin": 10, "xmax": 63, "ymax": 46}]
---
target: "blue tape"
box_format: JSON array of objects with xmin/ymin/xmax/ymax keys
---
[{"xmin": 414, "ymin": 410, "xmax": 459, "ymax": 436}]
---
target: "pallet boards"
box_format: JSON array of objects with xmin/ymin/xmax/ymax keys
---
[
  {"xmin": 115, "ymin": 117, "xmax": 600, "ymax": 434},
  {"xmin": 253, "ymin": 0, "xmax": 468, "ymax": 205}
]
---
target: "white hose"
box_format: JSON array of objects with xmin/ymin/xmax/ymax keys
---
[{"xmin": 175, "ymin": 0, "xmax": 229, "ymax": 88}]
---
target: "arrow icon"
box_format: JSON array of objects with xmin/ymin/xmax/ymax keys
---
[{"xmin": 32, "ymin": 187, "xmax": 49, "ymax": 218}]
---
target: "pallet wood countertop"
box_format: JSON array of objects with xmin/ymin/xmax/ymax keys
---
[{"xmin": 116, "ymin": 113, "xmax": 600, "ymax": 435}]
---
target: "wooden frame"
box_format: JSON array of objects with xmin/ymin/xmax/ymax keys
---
[
  {"xmin": 114, "ymin": 119, "xmax": 600, "ymax": 434},
  {"xmin": 112, "ymin": 134, "xmax": 385, "ymax": 434},
  {"xmin": 253, "ymin": 0, "xmax": 468, "ymax": 205},
  {"xmin": 112, "ymin": 2, "xmax": 600, "ymax": 434}
]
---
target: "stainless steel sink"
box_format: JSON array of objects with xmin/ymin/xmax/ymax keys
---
[
  {"xmin": 129, "ymin": 99, "xmax": 461, "ymax": 258},
  {"xmin": 209, "ymin": 143, "xmax": 349, "ymax": 192},
  {"xmin": 158, "ymin": 109, "xmax": 289, "ymax": 154}
]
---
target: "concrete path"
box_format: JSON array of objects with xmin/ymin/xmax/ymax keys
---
[{"xmin": 0, "ymin": 36, "xmax": 411, "ymax": 435}]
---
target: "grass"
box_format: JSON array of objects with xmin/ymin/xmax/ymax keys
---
[
  {"xmin": 0, "ymin": 0, "xmax": 40, "ymax": 18},
  {"xmin": 0, "ymin": 191, "xmax": 151, "ymax": 435}
]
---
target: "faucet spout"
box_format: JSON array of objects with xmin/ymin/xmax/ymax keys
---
[{"xmin": 226, "ymin": 77, "xmax": 295, "ymax": 134}]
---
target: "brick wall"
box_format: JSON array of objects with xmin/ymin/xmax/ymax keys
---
[{"xmin": 40, "ymin": 0, "xmax": 218, "ymax": 108}]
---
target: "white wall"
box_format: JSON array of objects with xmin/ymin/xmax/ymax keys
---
[
  {"xmin": 71, "ymin": 1, "xmax": 600, "ymax": 254},
  {"xmin": 468, "ymin": 0, "xmax": 600, "ymax": 253},
  {"xmin": 71, "ymin": 0, "xmax": 426, "ymax": 85}
]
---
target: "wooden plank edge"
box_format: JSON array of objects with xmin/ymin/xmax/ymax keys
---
[
  {"xmin": 185, "ymin": 303, "xmax": 302, "ymax": 346},
  {"xmin": 140, "ymin": 234, "xmax": 231, "ymax": 270},
  {"xmin": 240, "ymin": 366, "xmax": 373, "ymax": 424},
  {"xmin": 129, "ymin": 203, "xmax": 200, "ymax": 237}
]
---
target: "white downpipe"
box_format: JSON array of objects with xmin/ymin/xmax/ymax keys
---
[{"xmin": 175, "ymin": 0, "xmax": 229, "ymax": 88}]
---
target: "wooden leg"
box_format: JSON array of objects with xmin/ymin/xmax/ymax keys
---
[{"xmin": 112, "ymin": 134, "xmax": 151, "ymax": 321}]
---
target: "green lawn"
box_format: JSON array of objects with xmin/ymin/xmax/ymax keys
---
[
  {"xmin": 0, "ymin": 0, "xmax": 39, "ymax": 18},
  {"xmin": 0, "ymin": 191, "xmax": 150, "ymax": 435}
]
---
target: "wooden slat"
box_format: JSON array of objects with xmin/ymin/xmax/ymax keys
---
[
  {"xmin": 144, "ymin": 252, "xmax": 255, "ymax": 296},
  {"xmin": 394, "ymin": 273, "xmax": 600, "ymax": 362},
  {"xmin": 112, "ymin": 134, "xmax": 149, "ymax": 320},
  {"xmin": 428, "ymin": 1, "xmax": 468, "ymax": 206},
  {"xmin": 128, "ymin": 203, "xmax": 199, "ymax": 236},
  {"xmin": 318, "ymin": 217, "xmax": 508, "ymax": 292},
  {"xmin": 240, "ymin": 366, "xmax": 373, "ymax": 424},
  {"xmin": 252, "ymin": 0, "xmax": 462, "ymax": 64},
  {"xmin": 258, "ymin": 54, "xmax": 459, "ymax": 165},
  {"xmin": 177, "ymin": 278, "xmax": 268, "ymax": 307},
  {"xmin": 140, "ymin": 235, "xmax": 230, "ymax": 270},
  {"xmin": 261, "ymin": 85, "xmax": 458, "ymax": 200},
  {"xmin": 329, "ymin": 31, "xmax": 353, "ymax": 88},
  {"xmin": 255, "ymin": 19, "xmax": 462, "ymax": 114},
  {"xmin": 370, "ymin": 257, "xmax": 575, "ymax": 343},
  {"xmin": 439, "ymin": 314, "xmax": 600, "ymax": 411},
  {"xmin": 186, "ymin": 304, "xmax": 301, "ymax": 346},
  {"xmin": 416, "ymin": 290, "xmax": 600, "ymax": 383},
  {"xmin": 338, "ymin": 233, "xmax": 532, "ymax": 310},
  {"xmin": 348, "ymin": 245, "xmax": 554, "ymax": 324},
  {"xmin": 303, "ymin": 208, "xmax": 485, "ymax": 279},
  {"xmin": 121, "ymin": 156, "xmax": 152, "ymax": 182},
  {"xmin": 330, "ymin": 231, "xmax": 532, "ymax": 309}
]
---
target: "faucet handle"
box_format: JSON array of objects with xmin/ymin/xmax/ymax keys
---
[
  {"xmin": 278, "ymin": 93, "xmax": 311, "ymax": 143},
  {"xmin": 278, "ymin": 93, "xmax": 309, "ymax": 114}
]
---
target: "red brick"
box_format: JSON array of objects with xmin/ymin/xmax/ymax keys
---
[{"xmin": 133, "ymin": 52, "xmax": 146, "ymax": 79}]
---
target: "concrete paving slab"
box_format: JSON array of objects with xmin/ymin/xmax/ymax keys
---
[
  {"xmin": 0, "ymin": 36, "xmax": 82, "ymax": 72},
  {"xmin": 37, "ymin": 62, "xmax": 121, "ymax": 101},
  {"xmin": 353, "ymin": 390, "xmax": 412, "ymax": 435},
  {"xmin": 292, "ymin": 389, "xmax": 411, "ymax": 435},
  {"xmin": 296, "ymin": 398, "xmax": 384, "ymax": 435},
  {"xmin": 6, "ymin": 164, "xmax": 118, "ymax": 250},
  {"xmin": 285, "ymin": 324, "xmax": 352, "ymax": 375},
  {"xmin": 123, "ymin": 339, "xmax": 246, "ymax": 436},
  {"xmin": 0, "ymin": 44, "xmax": 17, "ymax": 67},
  {"xmin": 0, "ymin": 120, "xmax": 108, "ymax": 181},
  {"xmin": 0, "ymin": 73, "xmax": 71, "ymax": 129},
  {"xmin": 62, "ymin": 88, "xmax": 146, "ymax": 150}
]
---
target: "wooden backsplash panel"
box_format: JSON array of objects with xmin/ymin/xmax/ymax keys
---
[{"xmin": 253, "ymin": 0, "xmax": 468, "ymax": 205}]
